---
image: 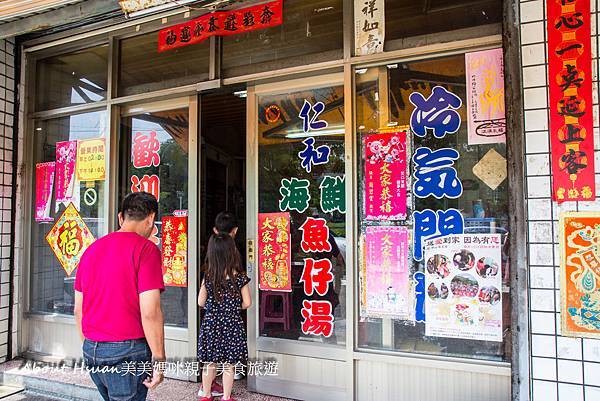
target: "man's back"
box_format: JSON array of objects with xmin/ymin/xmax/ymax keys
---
[{"xmin": 74, "ymin": 231, "xmax": 163, "ymax": 342}]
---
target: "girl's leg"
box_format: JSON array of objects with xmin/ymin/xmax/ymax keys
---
[
  {"xmin": 201, "ymin": 362, "xmax": 216, "ymax": 398},
  {"xmin": 222, "ymin": 364, "xmax": 235, "ymax": 400}
]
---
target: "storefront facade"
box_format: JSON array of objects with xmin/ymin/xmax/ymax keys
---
[{"xmin": 0, "ymin": 0, "xmax": 542, "ymax": 400}]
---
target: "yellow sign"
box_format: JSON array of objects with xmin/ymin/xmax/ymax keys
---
[
  {"xmin": 46, "ymin": 203, "xmax": 95, "ymax": 277},
  {"xmin": 77, "ymin": 138, "xmax": 106, "ymax": 181}
]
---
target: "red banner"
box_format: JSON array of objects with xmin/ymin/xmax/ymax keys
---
[
  {"xmin": 258, "ymin": 212, "xmax": 291, "ymax": 292},
  {"xmin": 547, "ymin": 0, "xmax": 595, "ymax": 202},
  {"xmin": 158, "ymin": 0, "xmax": 283, "ymax": 52},
  {"xmin": 161, "ymin": 216, "xmax": 188, "ymax": 287}
]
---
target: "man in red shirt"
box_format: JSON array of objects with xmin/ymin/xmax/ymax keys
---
[{"xmin": 74, "ymin": 192, "xmax": 165, "ymax": 401}]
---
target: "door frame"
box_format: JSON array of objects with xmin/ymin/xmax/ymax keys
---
[
  {"xmin": 119, "ymin": 95, "xmax": 200, "ymax": 379},
  {"xmin": 245, "ymin": 72, "xmax": 350, "ymax": 398}
]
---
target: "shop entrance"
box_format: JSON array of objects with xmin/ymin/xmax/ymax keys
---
[{"xmin": 198, "ymin": 89, "xmax": 247, "ymax": 267}]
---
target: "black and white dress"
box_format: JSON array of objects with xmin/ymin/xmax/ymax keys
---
[{"xmin": 198, "ymin": 273, "xmax": 250, "ymax": 364}]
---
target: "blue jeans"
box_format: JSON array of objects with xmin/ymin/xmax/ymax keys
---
[{"xmin": 83, "ymin": 339, "xmax": 151, "ymax": 401}]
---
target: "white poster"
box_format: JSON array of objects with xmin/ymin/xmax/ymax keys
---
[
  {"xmin": 354, "ymin": 0, "xmax": 385, "ymax": 56},
  {"xmin": 424, "ymin": 234, "xmax": 503, "ymax": 342}
]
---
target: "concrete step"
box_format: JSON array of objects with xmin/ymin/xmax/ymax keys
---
[{"xmin": 0, "ymin": 371, "xmax": 102, "ymax": 401}]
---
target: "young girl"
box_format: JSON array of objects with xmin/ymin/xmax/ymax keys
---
[{"xmin": 198, "ymin": 233, "xmax": 252, "ymax": 401}]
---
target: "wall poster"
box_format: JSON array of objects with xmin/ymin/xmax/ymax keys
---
[
  {"xmin": 258, "ymin": 212, "xmax": 292, "ymax": 292},
  {"xmin": 547, "ymin": 0, "xmax": 595, "ymax": 202},
  {"xmin": 35, "ymin": 162, "xmax": 55, "ymax": 223},
  {"xmin": 55, "ymin": 140, "xmax": 79, "ymax": 211},
  {"xmin": 364, "ymin": 130, "xmax": 407, "ymax": 221},
  {"xmin": 45, "ymin": 203, "xmax": 95, "ymax": 277},
  {"xmin": 560, "ymin": 212, "xmax": 600, "ymax": 338},
  {"xmin": 354, "ymin": 0, "xmax": 385, "ymax": 56},
  {"xmin": 465, "ymin": 48, "xmax": 506, "ymax": 145},
  {"xmin": 77, "ymin": 138, "xmax": 106, "ymax": 182},
  {"xmin": 424, "ymin": 234, "xmax": 502, "ymax": 342},
  {"xmin": 361, "ymin": 225, "xmax": 410, "ymax": 319},
  {"xmin": 161, "ymin": 216, "xmax": 188, "ymax": 287}
]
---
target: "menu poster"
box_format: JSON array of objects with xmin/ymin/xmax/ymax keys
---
[
  {"xmin": 361, "ymin": 225, "xmax": 410, "ymax": 319},
  {"xmin": 424, "ymin": 234, "xmax": 502, "ymax": 342}
]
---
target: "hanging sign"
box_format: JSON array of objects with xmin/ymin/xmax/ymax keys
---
[
  {"xmin": 364, "ymin": 131, "xmax": 407, "ymax": 221},
  {"xmin": 55, "ymin": 141, "xmax": 78, "ymax": 211},
  {"xmin": 35, "ymin": 162, "xmax": 55, "ymax": 223},
  {"xmin": 45, "ymin": 203, "xmax": 95, "ymax": 277},
  {"xmin": 76, "ymin": 138, "xmax": 106, "ymax": 181},
  {"xmin": 465, "ymin": 48, "xmax": 506, "ymax": 145},
  {"xmin": 161, "ymin": 216, "xmax": 188, "ymax": 287},
  {"xmin": 157, "ymin": 0, "xmax": 283, "ymax": 52},
  {"xmin": 258, "ymin": 212, "xmax": 291, "ymax": 292},
  {"xmin": 547, "ymin": 0, "xmax": 595, "ymax": 202},
  {"xmin": 424, "ymin": 234, "xmax": 503, "ymax": 342},
  {"xmin": 559, "ymin": 212, "xmax": 600, "ymax": 338},
  {"xmin": 354, "ymin": 0, "xmax": 385, "ymax": 56},
  {"xmin": 361, "ymin": 226, "xmax": 410, "ymax": 319}
]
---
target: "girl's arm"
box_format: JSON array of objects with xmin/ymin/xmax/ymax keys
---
[
  {"xmin": 240, "ymin": 283, "xmax": 252, "ymax": 309},
  {"xmin": 198, "ymin": 280, "xmax": 207, "ymax": 308}
]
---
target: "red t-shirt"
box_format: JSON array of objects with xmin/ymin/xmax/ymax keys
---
[{"xmin": 74, "ymin": 231, "xmax": 164, "ymax": 342}]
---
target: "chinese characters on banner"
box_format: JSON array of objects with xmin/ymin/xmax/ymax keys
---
[
  {"xmin": 360, "ymin": 226, "xmax": 410, "ymax": 319},
  {"xmin": 35, "ymin": 162, "xmax": 55, "ymax": 222},
  {"xmin": 424, "ymin": 234, "xmax": 502, "ymax": 342},
  {"xmin": 559, "ymin": 212, "xmax": 600, "ymax": 338},
  {"xmin": 354, "ymin": 0, "xmax": 385, "ymax": 56},
  {"xmin": 465, "ymin": 48, "xmax": 506, "ymax": 145},
  {"xmin": 45, "ymin": 203, "xmax": 95, "ymax": 276},
  {"xmin": 364, "ymin": 131, "xmax": 407, "ymax": 220},
  {"xmin": 409, "ymin": 86, "xmax": 465, "ymax": 262},
  {"xmin": 55, "ymin": 141, "xmax": 79, "ymax": 212},
  {"xmin": 131, "ymin": 130, "xmax": 162, "ymax": 245},
  {"xmin": 157, "ymin": 0, "xmax": 283, "ymax": 52},
  {"xmin": 76, "ymin": 138, "xmax": 106, "ymax": 181},
  {"xmin": 161, "ymin": 216, "xmax": 187, "ymax": 287},
  {"xmin": 275, "ymin": 97, "xmax": 342, "ymax": 338},
  {"xmin": 547, "ymin": 0, "xmax": 595, "ymax": 202},
  {"xmin": 258, "ymin": 212, "xmax": 291, "ymax": 292}
]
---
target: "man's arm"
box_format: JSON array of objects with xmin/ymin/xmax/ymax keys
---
[
  {"xmin": 74, "ymin": 290, "xmax": 84, "ymax": 342},
  {"xmin": 140, "ymin": 289, "xmax": 165, "ymax": 389},
  {"xmin": 140, "ymin": 289, "xmax": 165, "ymax": 360}
]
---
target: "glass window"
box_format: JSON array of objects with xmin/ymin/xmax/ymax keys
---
[
  {"xmin": 30, "ymin": 110, "xmax": 107, "ymax": 314},
  {"xmin": 119, "ymin": 32, "xmax": 210, "ymax": 97},
  {"xmin": 355, "ymin": 55, "xmax": 511, "ymax": 362},
  {"xmin": 257, "ymin": 85, "xmax": 346, "ymax": 346},
  {"xmin": 35, "ymin": 46, "xmax": 108, "ymax": 111},
  {"xmin": 119, "ymin": 108, "xmax": 190, "ymax": 327},
  {"xmin": 222, "ymin": 0, "xmax": 343, "ymax": 78},
  {"xmin": 385, "ymin": 0, "xmax": 502, "ymax": 45}
]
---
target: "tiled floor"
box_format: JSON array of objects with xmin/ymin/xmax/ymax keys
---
[{"xmin": 0, "ymin": 359, "xmax": 297, "ymax": 401}]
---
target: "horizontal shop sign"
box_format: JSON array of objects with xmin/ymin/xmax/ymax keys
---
[{"xmin": 157, "ymin": 0, "xmax": 283, "ymax": 52}]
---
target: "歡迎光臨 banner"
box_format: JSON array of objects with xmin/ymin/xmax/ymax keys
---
[{"xmin": 547, "ymin": 0, "xmax": 595, "ymax": 202}]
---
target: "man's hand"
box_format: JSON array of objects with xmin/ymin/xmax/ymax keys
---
[{"xmin": 143, "ymin": 368, "xmax": 164, "ymax": 389}]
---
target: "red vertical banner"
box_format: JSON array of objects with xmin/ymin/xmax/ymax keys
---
[
  {"xmin": 547, "ymin": 0, "xmax": 595, "ymax": 202},
  {"xmin": 258, "ymin": 212, "xmax": 291, "ymax": 292},
  {"xmin": 161, "ymin": 216, "xmax": 188, "ymax": 287}
]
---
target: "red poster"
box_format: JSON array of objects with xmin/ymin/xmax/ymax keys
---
[
  {"xmin": 258, "ymin": 212, "xmax": 291, "ymax": 292},
  {"xmin": 161, "ymin": 216, "xmax": 187, "ymax": 287},
  {"xmin": 547, "ymin": 0, "xmax": 595, "ymax": 202},
  {"xmin": 158, "ymin": 0, "xmax": 283, "ymax": 52},
  {"xmin": 364, "ymin": 131, "xmax": 407, "ymax": 220}
]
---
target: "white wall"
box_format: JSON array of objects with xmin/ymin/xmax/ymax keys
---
[
  {"xmin": 0, "ymin": 37, "xmax": 16, "ymax": 363},
  {"xmin": 520, "ymin": 1, "xmax": 600, "ymax": 400}
]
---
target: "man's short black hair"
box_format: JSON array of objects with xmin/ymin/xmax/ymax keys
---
[
  {"xmin": 120, "ymin": 192, "xmax": 158, "ymax": 221},
  {"xmin": 214, "ymin": 211, "xmax": 238, "ymax": 233}
]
